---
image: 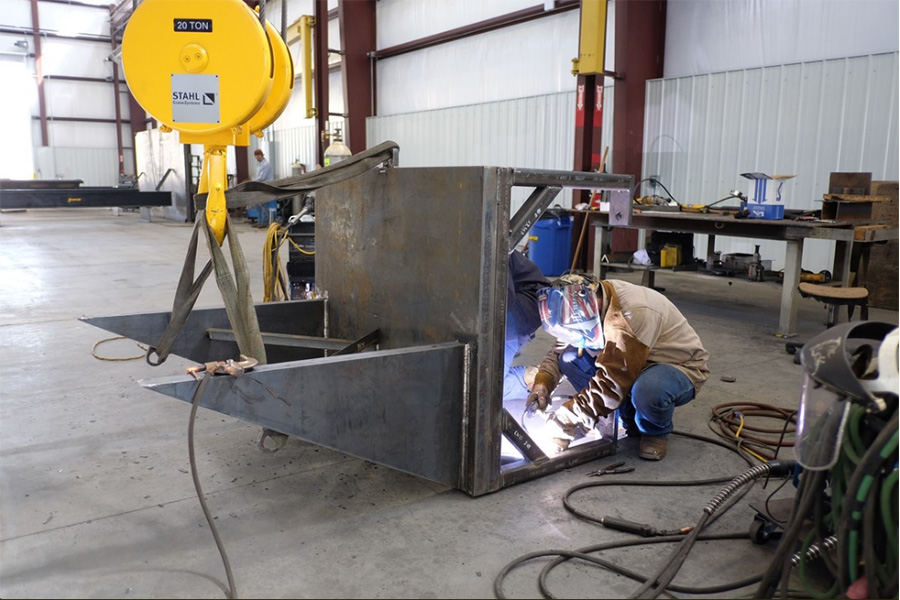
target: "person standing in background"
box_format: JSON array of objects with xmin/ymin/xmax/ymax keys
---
[
  {"xmin": 250, "ymin": 149, "xmax": 275, "ymax": 226},
  {"xmin": 253, "ymin": 149, "xmax": 274, "ymax": 182}
]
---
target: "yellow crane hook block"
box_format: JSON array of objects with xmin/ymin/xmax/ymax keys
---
[{"xmin": 121, "ymin": 0, "xmax": 290, "ymax": 244}]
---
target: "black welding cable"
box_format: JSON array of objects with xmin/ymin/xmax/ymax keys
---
[
  {"xmin": 754, "ymin": 467, "xmax": 827, "ymax": 598},
  {"xmin": 561, "ymin": 470, "xmax": 763, "ymax": 599},
  {"xmin": 630, "ymin": 513, "xmax": 711, "ymax": 599},
  {"xmin": 630, "ymin": 472, "xmax": 758, "ymax": 600},
  {"xmin": 537, "ymin": 533, "xmax": 767, "ymax": 598},
  {"xmin": 563, "ymin": 430, "xmax": 756, "ymax": 526},
  {"xmin": 672, "ymin": 429, "xmax": 758, "ymax": 465},
  {"xmin": 811, "ymin": 478, "xmax": 840, "ymax": 580},
  {"xmin": 563, "ymin": 475, "xmax": 734, "ymax": 524},
  {"xmin": 772, "ymin": 468, "xmax": 827, "ymax": 597},
  {"xmin": 189, "ymin": 372, "xmax": 238, "ymax": 599},
  {"xmin": 628, "ymin": 460, "xmax": 797, "ymax": 600},
  {"xmin": 574, "ymin": 430, "xmax": 762, "ymax": 599},
  {"xmin": 497, "ymin": 430, "xmax": 772, "ymax": 599},
  {"xmin": 883, "ymin": 566, "xmax": 899, "ymax": 600},
  {"xmin": 494, "ymin": 531, "xmax": 759, "ymax": 599}
]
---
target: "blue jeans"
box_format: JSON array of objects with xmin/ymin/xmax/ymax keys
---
[
  {"xmin": 560, "ymin": 358, "xmax": 695, "ymax": 438},
  {"xmin": 502, "ymin": 310, "xmax": 532, "ymax": 400}
]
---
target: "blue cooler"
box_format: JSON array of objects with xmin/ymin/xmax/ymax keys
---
[{"xmin": 528, "ymin": 216, "xmax": 573, "ymax": 277}]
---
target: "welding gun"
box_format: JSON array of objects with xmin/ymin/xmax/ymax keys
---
[{"xmin": 600, "ymin": 516, "xmax": 693, "ymax": 537}]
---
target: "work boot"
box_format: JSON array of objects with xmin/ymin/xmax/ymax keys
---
[{"xmin": 639, "ymin": 436, "xmax": 668, "ymax": 461}]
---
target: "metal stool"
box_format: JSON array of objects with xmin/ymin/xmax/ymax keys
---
[
  {"xmin": 798, "ymin": 282, "xmax": 869, "ymax": 327},
  {"xmin": 785, "ymin": 283, "xmax": 869, "ymax": 363}
]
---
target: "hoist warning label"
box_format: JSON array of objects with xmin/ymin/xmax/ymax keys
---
[{"xmin": 171, "ymin": 74, "xmax": 219, "ymax": 124}]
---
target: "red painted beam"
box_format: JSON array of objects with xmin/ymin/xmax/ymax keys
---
[
  {"xmin": 338, "ymin": 0, "xmax": 376, "ymax": 153},
  {"xmin": 612, "ymin": 0, "xmax": 665, "ymax": 180},
  {"xmin": 610, "ymin": 0, "xmax": 666, "ymax": 257},
  {"xmin": 314, "ymin": 0, "xmax": 329, "ymax": 167},
  {"xmin": 111, "ymin": 59, "xmax": 125, "ymax": 175}
]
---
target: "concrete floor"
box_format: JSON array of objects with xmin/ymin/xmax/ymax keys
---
[{"xmin": 1, "ymin": 208, "xmax": 896, "ymax": 599}]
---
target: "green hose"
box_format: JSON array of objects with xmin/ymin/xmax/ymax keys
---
[{"xmin": 882, "ymin": 468, "xmax": 899, "ymax": 561}]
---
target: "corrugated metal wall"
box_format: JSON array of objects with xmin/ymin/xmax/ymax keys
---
[
  {"xmin": 33, "ymin": 147, "xmax": 128, "ymax": 186},
  {"xmin": 268, "ymin": 118, "xmax": 344, "ymax": 178},
  {"xmin": 366, "ymin": 90, "xmax": 614, "ymax": 214},
  {"xmin": 643, "ymin": 51, "xmax": 899, "ymax": 272}
]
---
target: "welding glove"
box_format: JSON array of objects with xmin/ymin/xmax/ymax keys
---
[
  {"xmin": 525, "ymin": 370, "xmax": 556, "ymax": 416},
  {"xmin": 544, "ymin": 405, "xmax": 587, "ymax": 452}
]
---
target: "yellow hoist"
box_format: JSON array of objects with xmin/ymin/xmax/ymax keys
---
[{"xmin": 122, "ymin": 0, "xmax": 294, "ymax": 244}]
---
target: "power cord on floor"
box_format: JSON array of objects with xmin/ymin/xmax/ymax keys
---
[
  {"xmin": 707, "ymin": 401, "xmax": 797, "ymax": 462},
  {"xmin": 188, "ymin": 371, "xmax": 238, "ymax": 600},
  {"xmin": 91, "ymin": 335, "xmax": 148, "ymax": 361},
  {"xmin": 493, "ymin": 429, "xmax": 795, "ymax": 599}
]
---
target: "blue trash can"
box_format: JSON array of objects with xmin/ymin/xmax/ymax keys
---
[{"xmin": 528, "ymin": 216, "xmax": 573, "ymax": 277}]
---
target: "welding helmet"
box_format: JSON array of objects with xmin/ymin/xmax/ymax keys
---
[
  {"xmin": 794, "ymin": 321, "xmax": 899, "ymax": 470},
  {"xmin": 537, "ymin": 274, "xmax": 605, "ymax": 350}
]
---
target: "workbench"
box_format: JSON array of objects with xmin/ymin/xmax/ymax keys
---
[{"xmin": 583, "ymin": 208, "xmax": 898, "ymax": 336}]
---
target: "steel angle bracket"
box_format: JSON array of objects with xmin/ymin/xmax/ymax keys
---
[
  {"xmin": 142, "ymin": 342, "xmax": 466, "ymax": 488},
  {"xmin": 501, "ymin": 408, "xmax": 548, "ymax": 464},
  {"xmin": 508, "ymin": 168, "xmax": 634, "ymax": 249}
]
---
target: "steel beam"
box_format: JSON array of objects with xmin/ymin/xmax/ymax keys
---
[{"xmin": 0, "ymin": 188, "xmax": 172, "ymax": 210}]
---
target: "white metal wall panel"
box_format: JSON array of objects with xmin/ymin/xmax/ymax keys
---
[
  {"xmin": 643, "ymin": 52, "xmax": 899, "ymax": 273},
  {"xmin": 44, "ymin": 80, "xmax": 117, "ymax": 119},
  {"xmin": 3, "ymin": 0, "xmax": 32, "ymax": 26},
  {"xmin": 375, "ymin": 11, "xmax": 580, "ymax": 116},
  {"xmin": 43, "ymin": 121, "xmax": 119, "ymax": 149},
  {"xmin": 41, "ymin": 38, "xmax": 113, "ymax": 79},
  {"xmin": 33, "ymin": 147, "xmax": 119, "ymax": 186},
  {"xmin": 664, "ymin": 0, "xmax": 899, "ymax": 78},
  {"xmin": 271, "ymin": 122, "xmax": 322, "ymax": 177},
  {"xmin": 367, "ymin": 90, "xmax": 614, "ymax": 215},
  {"xmin": 376, "ymin": 0, "xmax": 539, "ymax": 48},
  {"xmin": 38, "ymin": 1, "xmax": 110, "ymax": 34}
]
